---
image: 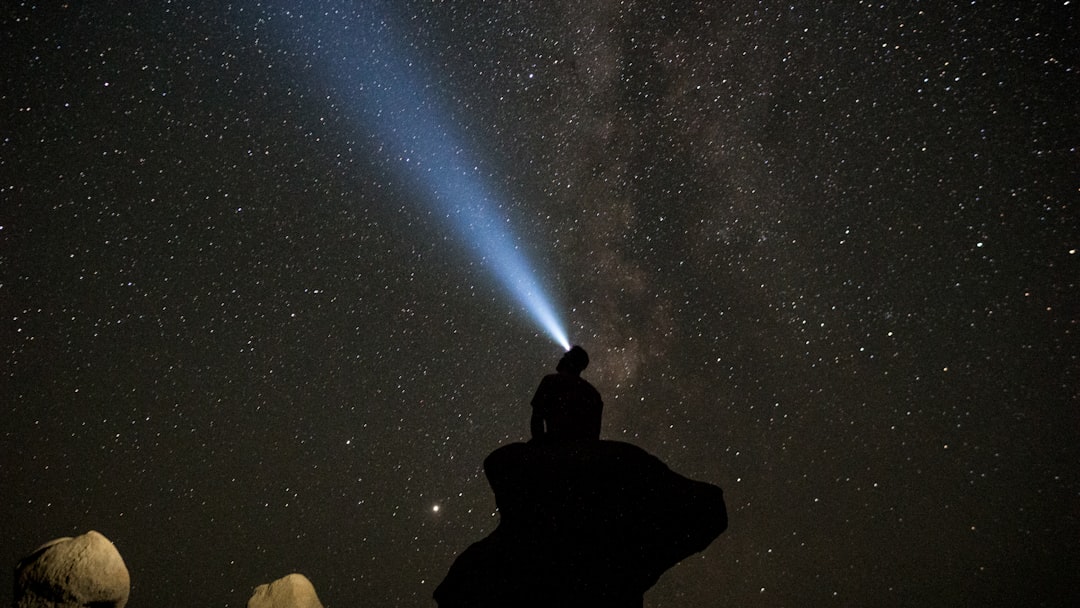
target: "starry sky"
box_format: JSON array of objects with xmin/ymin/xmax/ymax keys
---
[{"xmin": 2, "ymin": 1, "xmax": 1077, "ymax": 606}]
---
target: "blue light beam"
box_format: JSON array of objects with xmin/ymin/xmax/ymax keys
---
[{"xmin": 270, "ymin": 2, "xmax": 570, "ymax": 350}]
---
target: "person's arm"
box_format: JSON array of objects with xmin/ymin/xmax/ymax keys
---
[
  {"xmin": 530, "ymin": 377, "xmax": 550, "ymax": 439},
  {"xmin": 530, "ymin": 409, "xmax": 545, "ymax": 439},
  {"xmin": 587, "ymin": 385, "xmax": 603, "ymax": 439}
]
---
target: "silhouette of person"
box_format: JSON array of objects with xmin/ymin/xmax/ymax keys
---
[{"xmin": 530, "ymin": 345, "xmax": 603, "ymax": 441}]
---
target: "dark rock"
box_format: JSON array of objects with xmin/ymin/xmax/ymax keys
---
[
  {"xmin": 434, "ymin": 440, "xmax": 727, "ymax": 608},
  {"xmin": 14, "ymin": 530, "xmax": 130, "ymax": 608}
]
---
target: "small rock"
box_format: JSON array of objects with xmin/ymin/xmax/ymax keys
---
[{"xmin": 247, "ymin": 573, "xmax": 324, "ymax": 608}]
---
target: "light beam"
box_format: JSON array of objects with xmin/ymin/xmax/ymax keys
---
[{"xmin": 268, "ymin": 1, "xmax": 570, "ymax": 351}]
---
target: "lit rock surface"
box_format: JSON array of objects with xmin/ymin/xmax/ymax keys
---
[
  {"xmin": 247, "ymin": 573, "xmax": 324, "ymax": 608},
  {"xmin": 14, "ymin": 530, "xmax": 130, "ymax": 608}
]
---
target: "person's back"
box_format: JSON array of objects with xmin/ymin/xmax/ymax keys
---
[{"xmin": 531, "ymin": 346, "xmax": 603, "ymax": 441}]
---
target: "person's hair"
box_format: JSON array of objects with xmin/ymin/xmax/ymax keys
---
[{"xmin": 565, "ymin": 345, "xmax": 589, "ymax": 372}]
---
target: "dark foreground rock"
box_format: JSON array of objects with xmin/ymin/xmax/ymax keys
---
[
  {"xmin": 434, "ymin": 440, "xmax": 727, "ymax": 608},
  {"xmin": 14, "ymin": 530, "xmax": 130, "ymax": 608}
]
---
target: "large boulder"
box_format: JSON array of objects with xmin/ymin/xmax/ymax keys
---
[
  {"xmin": 247, "ymin": 573, "xmax": 324, "ymax": 608},
  {"xmin": 14, "ymin": 530, "xmax": 130, "ymax": 608},
  {"xmin": 434, "ymin": 440, "xmax": 727, "ymax": 607}
]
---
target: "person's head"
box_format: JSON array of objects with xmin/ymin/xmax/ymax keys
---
[{"xmin": 556, "ymin": 345, "xmax": 589, "ymax": 375}]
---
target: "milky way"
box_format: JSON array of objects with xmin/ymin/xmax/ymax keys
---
[{"xmin": 2, "ymin": 2, "xmax": 1077, "ymax": 606}]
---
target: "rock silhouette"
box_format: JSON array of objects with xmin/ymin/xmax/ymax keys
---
[
  {"xmin": 434, "ymin": 440, "xmax": 727, "ymax": 608},
  {"xmin": 247, "ymin": 573, "xmax": 324, "ymax": 608},
  {"xmin": 14, "ymin": 530, "xmax": 130, "ymax": 608}
]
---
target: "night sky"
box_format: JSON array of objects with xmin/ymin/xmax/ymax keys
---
[{"xmin": 2, "ymin": 1, "xmax": 1077, "ymax": 606}]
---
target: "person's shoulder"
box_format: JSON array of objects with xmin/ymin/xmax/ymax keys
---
[
  {"xmin": 579, "ymin": 377, "xmax": 601, "ymax": 393},
  {"xmin": 585, "ymin": 378, "xmax": 602, "ymax": 395},
  {"xmin": 536, "ymin": 373, "xmax": 563, "ymax": 388}
]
